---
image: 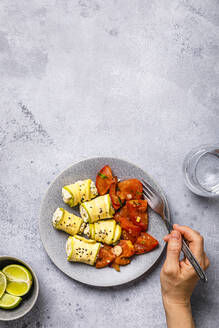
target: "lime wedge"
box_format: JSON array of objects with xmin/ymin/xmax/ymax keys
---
[
  {"xmin": 0, "ymin": 293, "xmax": 22, "ymax": 309},
  {"xmin": 0, "ymin": 272, "xmax": 7, "ymax": 298},
  {"xmin": 2, "ymin": 265, "xmax": 32, "ymax": 297}
]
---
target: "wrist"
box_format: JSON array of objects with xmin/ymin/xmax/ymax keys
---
[
  {"xmin": 162, "ymin": 296, "xmax": 191, "ymax": 309},
  {"xmin": 162, "ymin": 298, "xmax": 194, "ymax": 328}
]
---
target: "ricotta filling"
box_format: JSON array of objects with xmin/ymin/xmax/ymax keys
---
[
  {"xmin": 83, "ymin": 224, "xmax": 90, "ymax": 237},
  {"xmin": 90, "ymin": 180, "xmax": 98, "ymax": 196},
  {"xmin": 62, "ymin": 188, "xmax": 72, "ymax": 203},
  {"xmin": 66, "ymin": 238, "xmax": 72, "ymax": 257},
  {"xmin": 79, "ymin": 222, "xmax": 86, "ymax": 234},
  {"xmin": 52, "ymin": 208, "xmax": 63, "ymax": 227},
  {"xmin": 80, "ymin": 206, "xmax": 89, "ymax": 222}
]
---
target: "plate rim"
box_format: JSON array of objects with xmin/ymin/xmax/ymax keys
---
[{"xmin": 39, "ymin": 156, "xmax": 170, "ymax": 287}]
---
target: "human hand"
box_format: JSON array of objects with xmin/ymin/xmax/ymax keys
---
[
  {"xmin": 160, "ymin": 224, "xmax": 209, "ymax": 328},
  {"xmin": 161, "ymin": 224, "xmax": 209, "ymax": 306}
]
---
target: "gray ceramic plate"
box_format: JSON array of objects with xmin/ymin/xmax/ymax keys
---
[{"xmin": 39, "ymin": 157, "xmax": 170, "ymax": 287}]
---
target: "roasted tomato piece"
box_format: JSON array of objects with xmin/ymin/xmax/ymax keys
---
[
  {"xmin": 117, "ymin": 179, "xmax": 143, "ymax": 202},
  {"xmin": 118, "ymin": 240, "xmax": 135, "ymax": 257},
  {"xmin": 114, "ymin": 240, "xmax": 135, "ymax": 265},
  {"xmin": 114, "ymin": 203, "xmax": 129, "ymax": 222},
  {"xmin": 127, "ymin": 200, "xmax": 148, "ymax": 231},
  {"xmin": 121, "ymin": 230, "xmax": 137, "ymax": 244},
  {"xmin": 111, "ymin": 262, "xmax": 120, "ymax": 272},
  {"xmin": 109, "ymin": 180, "xmax": 124, "ymax": 210},
  {"xmin": 117, "ymin": 217, "xmax": 141, "ymax": 237},
  {"xmin": 96, "ymin": 245, "xmax": 115, "ymax": 268},
  {"xmin": 134, "ymin": 232, "xmax": 159, "ymax": 254},
  {"xmin": 96, "ymin": 165, "xmax": 115, "ymax": 195},
  {"xmin": 115, "ymin": 258, "xmax": 131, "ymax": 266}
]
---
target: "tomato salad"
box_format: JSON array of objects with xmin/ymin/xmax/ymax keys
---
[{"xmin": 95, "ymin": 165, "xmax": 159, "ymax": 271}]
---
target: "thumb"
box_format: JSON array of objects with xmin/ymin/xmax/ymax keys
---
[{"xmin": 165, "ymin": 230, "xmax": 182, "ymax": 268}]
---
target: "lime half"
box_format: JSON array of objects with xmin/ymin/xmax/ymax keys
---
[
  {"xmin": 0, "ymin": 271, "xmax": 7, "ymax": 298},
  {"xmin": 0, "ymin": 293, "xmax": 22, "ymax": 309},
  {"xmin": 3, "ymin": 265, "xmax": 32, "ymax": 297}
]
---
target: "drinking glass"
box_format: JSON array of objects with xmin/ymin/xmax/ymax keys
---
[{"xmin": 183, "ymin": 144, "xmax": 219, "ymax": 197}]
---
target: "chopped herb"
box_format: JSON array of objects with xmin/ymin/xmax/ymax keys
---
[
  {"xmin": 98, "ymin": 172, "xmax": 108, "ymax": 179},
  {"xmin": 118, "ymin": 196, "xmax": 123, "ymax": 206}
]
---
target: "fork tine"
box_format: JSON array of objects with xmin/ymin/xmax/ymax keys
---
[
  {"xmin": 142, "ymin": 188, "xmax": 151, "ymax": 200},
  {"xmin": 142, "ymin": 182, "xmax": 153, "ymax": 197},
  {"xmin": 142, "ymin": 179, "xmax": 157, "ymax": 195}
]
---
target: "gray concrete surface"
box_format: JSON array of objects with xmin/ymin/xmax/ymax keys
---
[{"xmin": 0, "ymin": 0, "xmax": 218, "ymax": 327}]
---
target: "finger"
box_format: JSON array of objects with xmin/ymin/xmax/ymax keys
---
[
  {"xmin": 173, "ymin": 224, "xmax": 204, "ymax": 260},
  {"xmin": 163, "ymin": 234, "xmax": 171, "ymax": 242},
  {"xmin": 164, "ymin": 230, "xmax": 182, "ymax": 272}
]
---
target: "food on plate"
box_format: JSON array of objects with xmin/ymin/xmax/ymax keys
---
[
  {"xmin": 114, "ymin": 200, "xmax": 148, "ymax": 232},
  {"xmin": 66, "ymin": 235, "xmax": 101, "ymax": 265},
  {"xmin": 62, "ymin": 179, "xmax": 98, "ymax": 207},
  {"xmin": 96, "ymin": 245, "xmax": 116, "ymax": 268},
  {"xmin": 126, "ymin": 200, "xmax": 148, "ymax": 230},
  {"xmin": 80, "ymin": 194, "xmax": 115, "ymax": 223},
  {"xmin": 0, "ymin": 264, "xmax": 33, "ymax": 310},
  {"xmin": 117, "ymin": 179, "xmax": 143, "ymax": 202},
  {"xmin": 96, "ymin": 165, "xmax": 115, "ymax": 195},
  {"xmin": 134, "ymin": 232, "xmax": 159, "ymax": 254},
  {"xmin": 112, "ymin": 240, "xmax": 135, "ymax": 271},
  {"xmin": 52, "ymin": 208, "xmax": 86, "ymax": 235},
  {"xmin": 84, "ymin": 219, "xmax": 121, "ymax": 245},
  {"xmin": 116, "ymin": 216, "xmax": 142, "ymax": 237},
  {"xmin": 109, "ymin": 179, "xmax": 124, "ymax": 210},
  {"xmin": 54, "ymin": 164, "xmax": 159, "ymax": 272},
  {"xmin": 109, "ymin": 178, "xmax": 143, "ymax": 210}
]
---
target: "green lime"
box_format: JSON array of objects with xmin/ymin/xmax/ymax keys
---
[
  {"xmin": 0, "ymin": 293, "xmax": 22, "ymax": 309},
  {"xmin": 2, "ymin": 264, "xmax": 32, "ymax": 297},
  {"xmin": 0, "ymin": 271, "xmax": 7, "ymax": 298}
]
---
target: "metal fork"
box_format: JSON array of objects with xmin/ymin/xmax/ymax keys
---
[{"xmin": 142, "ymin": 179, "xmax": 208, "ymax": 283}]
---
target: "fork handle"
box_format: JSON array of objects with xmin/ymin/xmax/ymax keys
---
[
  {"xmin": 181, "ymin": 239, "xmax": 208, "ymax": 283},
  {"xmin": 163, "ymin": 218, "xmax": 207, "ymax": 283}
]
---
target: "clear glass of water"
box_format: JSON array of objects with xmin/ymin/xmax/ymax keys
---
[{"xmin": 183, "ymin": 144, "xmax": 219, "ymax": 197}]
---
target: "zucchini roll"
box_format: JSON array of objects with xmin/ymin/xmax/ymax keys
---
[
  {"xmin": 84, "ymin": 220, "xmax": 121, "ymax": 245},
  {"xmin": 62, "ymin": 179, "xmax": 98, "ymax": 207},
  {"xmin": 66, "ymin": 235, "xmax": 101, "ymax": 265},
  {"xmin": 80, "ymin": 194, "xmax": 115, "ymax": 223},
  {"xmin": 52, "ymin": 208, "xmax": 86, "ymax": 235}
]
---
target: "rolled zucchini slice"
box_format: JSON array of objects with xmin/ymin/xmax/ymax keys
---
[
  {"xmin": 80, "ymin": 194, "xmax": 115, "ymax": 223},
  {"xmin": 84, "ymin": 219, "xmax": 121, "ymax": 245},
  {"xmin": 112, "ymin": 224, "xmax": 122, "ymax": 243},
  {"xmin": 66, "ymin": 235, "xmax": 101, "ymax": 265},
  {"xmin": 52, "ymin": 208, "xmax": 86, "ymax": 235},
  {"xmin": 62, "ymin": 179, "xmax": 98, "ymax": 207}
]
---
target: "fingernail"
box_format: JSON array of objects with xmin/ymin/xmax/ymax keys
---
[
  {"xmin": 174, "ymin": 223, "xmax": 179, "ymax": 227},
  {"xmin": 171, "ymin": 231, "xmax": 180, "ymax": 240}
]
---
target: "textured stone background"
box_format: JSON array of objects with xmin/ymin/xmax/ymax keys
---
[{"xmin": 0, "ymin": 0, "xmax": 219, "ymax": 327}]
